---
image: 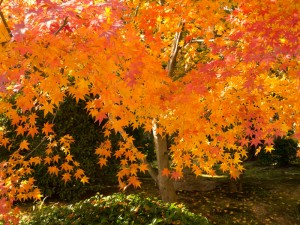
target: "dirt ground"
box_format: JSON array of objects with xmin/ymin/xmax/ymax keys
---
[{"xmin": 120, "ymin": 164, "xmax": 300, "ymax": 225}]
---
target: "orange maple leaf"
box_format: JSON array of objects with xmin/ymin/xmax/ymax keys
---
[
  {"xmin": 44, "ymin": 156, "xmax": 52, "ymax": 165},
  {"xmin": 1, "ymin": 137, "xmax": 10, "ymax": 148},
  {"xmin": 27, "ymin": 126, "xmax": 39, "ymax": 138},
  {"xmin": 65, "ymin": 154, "xmax": 73, "ymax": 162},
  {"xmin": 16, "ymin": 125, "xmax": 27, "ymax": 136},
  {"xmin": 161, "ymin": 168, "xmax": 170, "ymax": 177},
  {"xmin": 20, "ymin": 140, "xmax": 30, "ymax": 150},
  {"xmin": 114, "ymin": 149, "xmax": 125, "ymax": 158},
  {"xmin": 29, "ymin": 157, "xmax": 42, "ymax": 165},
  {"xmin": 74, "ymin": 168, "xmax": 85, "ymax": 180},
  {"xmin": 52, "ymin": 154, "xmax": 60, "ymax": 163},
  {"xmin": 296, "ymin": 150, "xmax": 300, "ymax": 158},
  {"xmin": 41, "ymin": 102, "xmax": 54, "ymax": 117},
  {"xmin": 31, "ymin": 188, "xmax": 43, "ymax": 200},
  {"xmin": 42, "ymin": 122, "xmax": 54, "ymax": 136},
  {"xmin": 229, "ymin": 166, "xmax": 241, "ymax": 179},
  {"xmin": 128, "ymin": 176, "xmax": 141, "ymax": 188},
  {"xmin": 104, "ymin": 129, "xmax": 111, "ymax": 137},
  {"xmin": 130, "ymin": 163, "xmax": 139, "ymax": 175},
  {"xmin": 139, "ymin": 163, "xmax": 148, "ymax": 173},
  {"xmin": 171, "ymin": 171, "xmax": 182, "ymax": 181},
  {"xmin": 48, "ymin": 166, "xmax": 59, "ymax": 176},
  {"xmin": 95, "ymin": 148, "xmax": 111, "ymax": 157},
  {"xmin": 81, "ymin": 175, "xmax": 89, "ymax": 184},
  {"xmin": 73, "ymin": 161, "xmax": 80, "ymax": 167},
  {"xmin": 28, "ymin": 113, "xmax": 38, "ymax": 125},
  {"xmin": 98, "ymin": 157, "xmax": 107, "ymax": 168},
  {"xmin": 62, "ymin": 173, "xmax": 71, "ymax": 183},
  {"xmin": 61, "ymin": 162, "xmax": 73, "ymax": 172}
]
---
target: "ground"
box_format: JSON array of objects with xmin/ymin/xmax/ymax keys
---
[
  {"xmin": 18, "ymin": 162, "xmax": 300, "ymax": 225},
  {"xmin": 122, "ymin": 163, "xmax": 300, "ymax": 225}
]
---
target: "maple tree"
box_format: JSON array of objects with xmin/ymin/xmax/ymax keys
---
[{"xmin": 0, "ymin": 0, "xmax": 299, "ymax": 222}]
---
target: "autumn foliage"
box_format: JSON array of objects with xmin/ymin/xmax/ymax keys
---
[{"xmin": 0, "ymin": 0, "xmax": 299, "ymax": 222}]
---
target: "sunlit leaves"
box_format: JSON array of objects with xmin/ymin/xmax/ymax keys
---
[
  {"xmin": 19, "ymin": 140, "xmax": 30, "ymax": 150},
  {"xmin": 0, "ymin": 1, "xmax": 299, "ymax": 222},
  {"xmin": 42, "ymin": 122, "xmax": 54, "ymax": 136}
]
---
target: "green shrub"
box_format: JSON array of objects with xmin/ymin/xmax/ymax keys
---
[
  {"xmin": 33, "ymin": 97, "xmax": 120, "ymax": 200},
  {"xmin": 20, "ymin": 193, "xmax": 209, "ymax": 225},
  {"xmin": 258, "ymin": 136, "xmax": 298, "ymax": 167}
]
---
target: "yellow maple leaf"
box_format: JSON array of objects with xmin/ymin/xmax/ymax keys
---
[
  {"xmin": 81, "ymin": 175, "xmax": 89, "ymax": 184},
  {"xmin": 265, "ymin": 145, "xmax": 274, "ymax": 153}
]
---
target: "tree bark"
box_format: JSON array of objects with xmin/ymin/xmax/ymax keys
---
[
  {"xmin": 152, "ymin": 122, "xmax": 177, "ymax": 202},
  {"xmin": 229, "ymin": 173, "xmax": 243, "ymax": 193}
]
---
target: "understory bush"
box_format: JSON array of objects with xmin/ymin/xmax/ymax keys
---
[
  {"xmin": 20, "ymin": 193, "xmax": 209, "ymax": 225},
  {"xmin": 258, "ymin": 136, "xmax": 298, "ymax": 167}
]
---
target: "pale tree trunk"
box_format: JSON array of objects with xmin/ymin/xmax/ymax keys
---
[
  {"xmin": 148, "ymin": 0, "xmax": 182, "ymax": 203},
  {"xmin": 152, "ymin": 122, "xmax": 177, "ymax": 202}
]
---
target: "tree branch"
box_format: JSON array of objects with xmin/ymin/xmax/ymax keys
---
[
  {"xmin": 0, "ymin": 10, "xmax": 13, "ymax": 38},
  {"xmin": 54, "ymin": 16, "xmax": 69, "ymax": 35},
  {"xmin": 143, "ymin": 158, "xmax": 158, "ymax": 184},
  {"xmin": 167, "ymin": 20, "xmax": 184, "ymax": 78}
]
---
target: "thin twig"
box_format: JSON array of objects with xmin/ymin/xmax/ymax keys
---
[{"xmin": 24, "ymin": 110, "xmax": 59, "ymax": 160}]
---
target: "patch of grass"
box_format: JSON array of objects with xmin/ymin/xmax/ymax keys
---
[{"xmin": 21, "ymin": 193, "xmax": 209, "ymax": 225}]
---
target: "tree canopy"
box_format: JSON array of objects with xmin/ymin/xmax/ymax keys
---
[{"xmin": 0, "ymin": 0, "xmax": 299, "ymax": 221}]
